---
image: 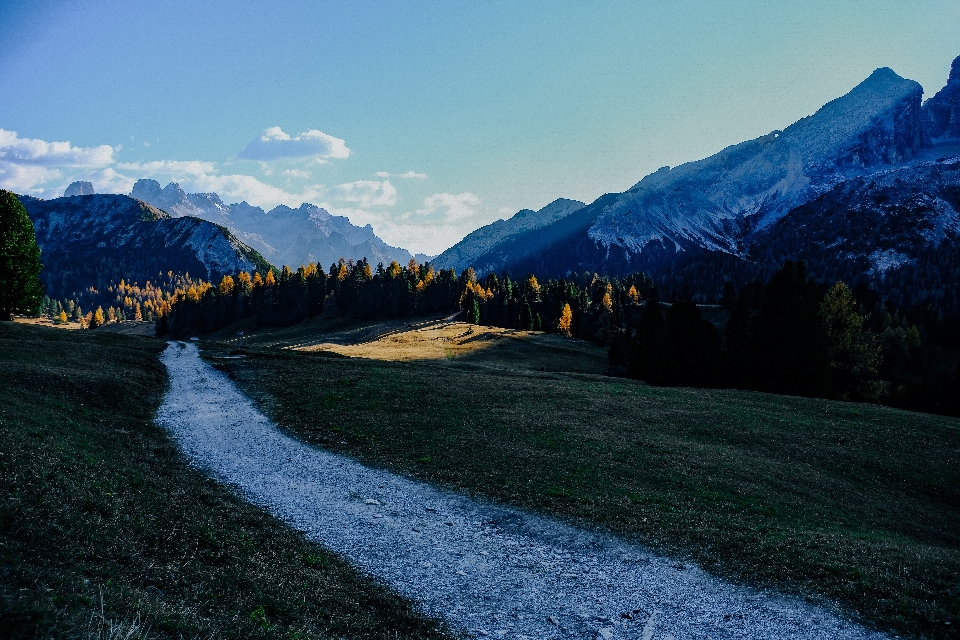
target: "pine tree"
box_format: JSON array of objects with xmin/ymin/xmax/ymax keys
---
[
  {"xmin": 519, "ymin": 302, "xmax": 534, "ymax": 330},
  {"xmin": 721, "ymin": 294, "xmax": 752, "ymax": 388},
  {"xmin": 0, "ymin": 191, "xmax": 43, "ymax": 320},
  {"xmin": 58, "ymin": 310, "xmax": 68, "ymax": 324},
  {"xmin": 821, "ymin": 281, "xmax": 884, "ymax": 401},
  {"xmin": 470, "ymin": 298, "xmax": 481, "ymax": 325},
  {"xmin": 753, "ymin": 261, "xmax": 830, "ymax": 397}
]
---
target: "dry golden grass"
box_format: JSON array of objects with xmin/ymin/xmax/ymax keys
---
[
  {"xmin": 13, "ymin": 316, "xmax": 83, "ymax": 330},
  {"xmin": 212, "ymin": 314, "xmax": 610, "ymax": 375}
]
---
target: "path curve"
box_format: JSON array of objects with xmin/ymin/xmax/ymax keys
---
[{"xmin": 156, "ymin": 342, "xmax": 886, "ymax": 640}]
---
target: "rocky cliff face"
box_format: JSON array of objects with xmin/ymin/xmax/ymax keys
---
[
  {"xmin": 20, "ymin": 193, "xmax": 270, "ymax": 300},
  {"xmin": 130, "ymin": 179, "xmax": 414, "ymax": 270},
  {"xmin": 922, "ymin": 55, "xmax": 960, "ymax": 142}
]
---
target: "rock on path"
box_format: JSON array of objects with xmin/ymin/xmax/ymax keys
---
[{"xmin": 156, "ymin": 342, "xmax": 887, "ymax": 640}]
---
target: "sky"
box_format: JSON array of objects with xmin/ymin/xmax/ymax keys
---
[{"xmin": 0, "ymin": 1, "xmax": 958, "ymax": 255}]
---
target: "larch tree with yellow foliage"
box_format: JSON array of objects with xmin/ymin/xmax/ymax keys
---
[
  {"xmin": 91, "ymin": 307, "xmax": 105, "ymax": 329},
  {"xmin": 558, "ymin": 303, "xmax": 573, "ymax": 337}
]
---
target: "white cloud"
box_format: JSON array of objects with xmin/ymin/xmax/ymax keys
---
[
  {"xmin": 414, "ymin": 192, "xmax": 480, "ymax": 222},
  {"xmin": 284, "ymin": 168, "xmax": 311, "ymax": 179},
  {"xmin": 185, "ymin": 173, "xmax": 325, "ymax": 208},
  {"xmin": 332, "ymin": 180, "xmax": 398, "ymax": 207},
  {"xmin": 238, "ymin": 126, "xmax": 350, "ymax": 162},
  {"xmin": 88, "ymin": 168, "xmax": 137, "ymax": 195},
  {"xmin": 376, "ymin": 170, "xmax": 428, "ymax": 179},
  {"xmin": 0, "ymin": 161, "xmax": 61, "ymax": 195},
  {"xmin": 0, "ymin": 128, "xmax": 113, "ymax": 167},
  {"xmin": 325, "ymin": 192, "xmax": 484, "ymax": 255}
]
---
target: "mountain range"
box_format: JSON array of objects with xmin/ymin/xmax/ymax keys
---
[
  {"xmin": 26, "ymin": 53, "xmax": 960, "ymax": 319},
  {"xmin": 437, "ymin": 54, "xmax": 960, "ymax": 310},
  {"xmin": 128, "ymin": 179, "xmax": 422, "ymax": 270},
  {"xmin": 20, "ymin": 193, "xmax": 270, "ymax": 304}
]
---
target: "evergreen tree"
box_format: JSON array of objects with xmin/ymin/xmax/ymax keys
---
[
  {"xmin": 630, "ymin": 293, "xmax": 674, "ymax": 385},
  {"xmin": 821, "ymin": 282, "xmax": 884, "ymax": 401},
  {"xmin": 666, "ymin": 299, "xmax": 720, "ymax": 386},
  {"xmin": 0, "ymin": 191, "xmax": 43, "ymax": 321},
  {"xmin": 519, "ymin": 302, "xmax": 534, "ymax": 330},
  {"xmin": 721, "ymin": 293, "xmax": 753, "ymax": 388},
  {"xmin": 752, "ymin": 261, "xmax": 830, "ymax": 397},
  {"xmin": 469, "ymin": 298, "xmax": 481, "ymax": 325}
]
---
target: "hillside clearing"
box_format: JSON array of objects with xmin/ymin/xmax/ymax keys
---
[
  {"xmin": 204, "ymin": 318, "xmax": 960, "ymax": 639},
  {"xmin": 160, "ymin": 341, "xmax": 885, "ymax": 640}
]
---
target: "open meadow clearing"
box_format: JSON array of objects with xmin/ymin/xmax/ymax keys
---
[{"xmin": 203, "ymin": 316, "xmax": 960, "ymax": 639}]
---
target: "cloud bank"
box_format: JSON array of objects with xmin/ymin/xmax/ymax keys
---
[
  {"xmin": 0, "ymin": 127, "xmax": 489, "ymax": 255},
  {"xmin": 332, "ymin": 180, "xmax": 398, "ymax": 207},
  {"xmin": 0, "ymin": 128, "xmax": 114, "ymax": 167},
  {"xmin": 238, "ymin": 127, "xmax": 350, "ymax": 162}
]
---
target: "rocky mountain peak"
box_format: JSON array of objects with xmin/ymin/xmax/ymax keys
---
[
  {"xmin": 922, "ymin": 54, "xmax": 960, "ymax": 141},
  {"xmin": 64, "ymin": 181, "xmax": 95, "ymax": 197}
]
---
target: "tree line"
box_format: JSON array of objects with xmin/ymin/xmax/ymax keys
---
[{"xmin": 161, "ymin": 256, "xmax": 960, "ymax": 417}]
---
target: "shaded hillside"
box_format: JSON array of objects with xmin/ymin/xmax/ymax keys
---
[
  {"xmin": 432, "ymin": 198, "xmax": 585, "ymax": 272},
  {"xmin": 20, "ymin": 193, "xmax": 271, "ymax": 306},
  {"xmin": 751, "ymin": 159, "xmax": 960, "ymax": 312}
]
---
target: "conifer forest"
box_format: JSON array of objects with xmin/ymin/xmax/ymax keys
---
[{"xmin": 157, "ymin": 257, "xmax": 960, "ymax": 418}]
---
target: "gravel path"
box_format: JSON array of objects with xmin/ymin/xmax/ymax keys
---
[{"xmin": 156, "ymin": 342, "xmax": 887, "ymax": 640}]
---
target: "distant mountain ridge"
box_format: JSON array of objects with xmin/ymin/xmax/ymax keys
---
[
  {"xmin": 432, "ymin": 198, "xmax": 585, "ymax": 272},
  {"xmin": 455, "ymin": 54, "xmax": 960, "ymax": 312},
  {"xmin": 130, "ymin": 179, "xmax": 417, "ymax": 270},
  {"xmin": 20, "ymin": 193, "xmax": 270, "ymax": 303}
]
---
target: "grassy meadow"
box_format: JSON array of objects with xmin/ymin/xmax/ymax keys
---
[
  {"xmin": 203, "ymin": 317, "xmax": 960, "ymax": 639},
  {"xmin": 0, "ymin": 322, "xmax": 452, "ymax": 639}
]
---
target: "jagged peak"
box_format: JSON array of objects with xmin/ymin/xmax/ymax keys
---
[{"xmin": 950, "ymin": 55, "xmax": 960, "ymax": 83}]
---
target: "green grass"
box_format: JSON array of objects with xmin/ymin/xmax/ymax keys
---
[
  {"xmin": 0, "ymin": 322, "xmax": 454, "ymax": 639},
  {"xmin": 207, "ymin": 339, "xmax": 960, "ymax": 640}
]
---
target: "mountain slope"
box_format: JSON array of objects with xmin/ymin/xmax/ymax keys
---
[
  {"xmin": 749, "ymin": 157, "xmax": 960, "ymax": 312},
  {"xmin": 476, "ymin": 59, "xmax": 960, "ymax": 305},
  {"xmin": 586, "ymin": 67, "xmax": 923, "ymax": 258},
  {"xmin": 20, "ymin": 193, "xmax": 271, "ymax": 302},
  {"xmin": 130, "ymin": 179, "xmax": 415, "ymax": 270},
  {"xmin": 432, "ymin": 198, "xmax": 585, "ymax": 272}
]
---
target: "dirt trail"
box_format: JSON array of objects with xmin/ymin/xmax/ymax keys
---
[{"xmin": 156, "ymin": 341, "xmax": 887, "ymax": 640}]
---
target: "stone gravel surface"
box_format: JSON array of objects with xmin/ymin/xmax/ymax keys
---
[{"xmin": 156, "ymin": 342, "xmax": 888, "ymax": 640}]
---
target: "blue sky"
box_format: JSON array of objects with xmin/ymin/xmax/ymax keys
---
[{"xmin": 0, "ymin": 1, "xmax": 957, "ymax": 254}]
